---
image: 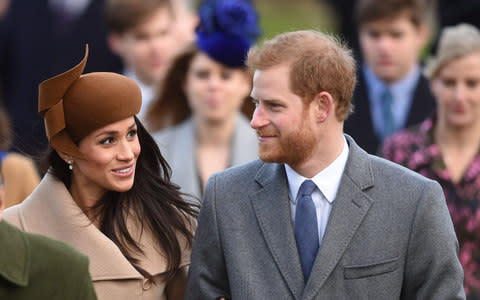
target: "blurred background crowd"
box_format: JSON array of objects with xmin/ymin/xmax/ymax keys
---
[{"xmin": 0, "ymin": 0, "xmax": 479, "ymax": 299}]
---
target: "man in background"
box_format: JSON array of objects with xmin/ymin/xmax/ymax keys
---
[
  {"xmin": 344, "ymin": 0, "xmax": 436, "ymax": 154},
  {"xmin": 105, "ymin": 0, "xmax": 197, "ymax": 123}
]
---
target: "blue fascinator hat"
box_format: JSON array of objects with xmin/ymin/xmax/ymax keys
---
[{"xmin": 196, "ymin": 0, "xmax": 262, "ymax": 68}]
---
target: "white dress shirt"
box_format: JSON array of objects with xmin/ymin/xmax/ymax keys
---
[{"xmin": 285, "ymin": 137, "xmax": 349, "ymax": 247}]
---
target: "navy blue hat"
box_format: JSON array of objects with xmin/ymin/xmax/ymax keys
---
[{"xmin": 196, "ymin": 0, "xmax": 262, "ymax": 68}]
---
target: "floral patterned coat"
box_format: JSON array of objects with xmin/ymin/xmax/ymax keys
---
[{"xmin": 382, "ymin": 117, "xmax": 480, "ymax": 298}]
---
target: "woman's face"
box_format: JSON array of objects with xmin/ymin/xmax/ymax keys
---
[
  {"xmin": 184, "ymin": 52, "xmax": 251, "ymax": 123},
  {"xmin": 71, "ymin": 117, "xmax": 140, "ymax": 197},
  {"xmin": 431, "ymin": 52, "xmax": 480, "ymax": 129}
]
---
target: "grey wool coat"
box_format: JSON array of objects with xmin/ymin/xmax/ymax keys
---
[
  {"xmin": 185, "ymin": 135, "xmax": 465, "ymax": 300},
  {"xmin": 153, "ymin": 114, "xmax": 258, "ymax": 200}
]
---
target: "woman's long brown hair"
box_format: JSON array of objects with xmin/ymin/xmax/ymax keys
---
[{"xmin": 48, "ymin": 117, "xmax": 198, "ymax": 280}]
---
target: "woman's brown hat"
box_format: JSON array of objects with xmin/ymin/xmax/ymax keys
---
[{"xmin": 38, "ymin": 45, "xmax": 142, "ymax": 158}]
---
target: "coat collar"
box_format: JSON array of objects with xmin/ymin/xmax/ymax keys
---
[
  {"xmin": 0, "ymin": 220, "xmax": 29, "ymax": 287},
  {"xmin": 303, "ymin": 135, "xmax": 374, "ymax": 299},
  {"xmin": 251, "ymin": 135, "xmax": 375, "ymax": 299},
  {"xmin": 16, "ymin": 173, "xmax": 174, "ymax": 281},
  {"xmin": 168, "ymin": 114, "xmax": 258, "ymax": 198}
]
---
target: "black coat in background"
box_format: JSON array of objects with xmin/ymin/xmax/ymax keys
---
[
  {"xmin": 0, "ymin": 0, "xmax": 122, "ymax": 158},
  {"xmin": 344, "ymin": 72, "xmax": 436, "ymax": 155}
]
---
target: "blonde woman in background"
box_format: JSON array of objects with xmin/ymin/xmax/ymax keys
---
[{"xmin": 382, "ymin": 23, "xmax": 480, "ymax": 298}]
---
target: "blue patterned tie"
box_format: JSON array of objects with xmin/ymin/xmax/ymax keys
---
[
  {"xmin": 294, "ymin": 180, "xmax": 319, "ymax": 282},
  {"xmin": 381, "ymin": 89, "xmax": 395, "ymax": 140}
]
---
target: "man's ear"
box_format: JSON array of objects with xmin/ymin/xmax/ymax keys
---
[
  {"xmin": 107, "ymin": 33, "xmax": 123, "ymax": 56},
  {"xmin": 312, "ymin": 91, "xmax": 333, "ymax": 123}
]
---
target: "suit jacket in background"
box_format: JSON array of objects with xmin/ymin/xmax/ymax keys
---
[
  {"xmin": 185, "ymin": 135, "xmax": 464, "ymax": 300},
  {"xmin": 3, "ymin": 173, "xmax": 191, "ymax": 300},
  {"xmin": 153, "ymin": 113, "xmax": 258, "ymax": 200},
  {"xmin": 0, "ymin": 0, "xmax": 122, "ymax": 157},
  {"xmin": 0, "ymin": 220, "xmax": 97, "ymax": 300},
  {"xmin": 344, "ymin": 71, "xmax": 436, "ymax": 154}
]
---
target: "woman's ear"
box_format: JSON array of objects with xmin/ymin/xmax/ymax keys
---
[
  {"xmin": 312, "ymin": 91, "xmax": 333, "ymax": 123},
  {"xmin": 58, "ymin": 152, "xmax": 74, "ymax": 164}
]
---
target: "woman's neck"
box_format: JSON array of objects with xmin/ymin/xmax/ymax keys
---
[
  {"xmin": 69, "ymin": 177, "xmax": 104, "ymax": 224},
  {"xmin": 194, "ymin": 114, "xmax": 238, "ymax": 146},
  {"xmin": 434, "ymin": 118, "xmax": 480, "ymax": 183},
  {"xmin": 435, "ymin": 118, "xmax": 480, "ymax": 149}
]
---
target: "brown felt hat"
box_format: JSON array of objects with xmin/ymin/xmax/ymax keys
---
[{"xmin": 38, "ymin": 45, "xmax": 141, "ymax": 158}]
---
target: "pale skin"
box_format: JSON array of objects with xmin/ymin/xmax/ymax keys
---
[
  {"xmin": 431, "ymin": 52, "xmax": 480, "ymax": 183},
  {"xmin": 108, "ymin": 7, "xmax": 177, "ymax": 86},
  {"xmin": 358, "ymin": 12, "xmax": 429, "ymax": 83},
  {"xmin": 60, "ymin": 117, "xmax": 140, "ymax": 224},
  {"xmin": 183, "ymin": 53, "xmax": 251, "ymax": 188},
  {"xmin": 250, "ymin": 64, "xmax": 344, "ymax": 178}
]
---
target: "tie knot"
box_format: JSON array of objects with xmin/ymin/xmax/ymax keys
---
[
  {"xmin": 300, "ymin": 180, "xmax": 316, "ymax": 197},
  {"xmin": 381, "ymin": 89, "xmax": 393, "ymax": 104}
]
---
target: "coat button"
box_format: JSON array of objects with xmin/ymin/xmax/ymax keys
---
[{"xmin": 142, "ymin": 279, "xmax": 152, "ymax": 291}]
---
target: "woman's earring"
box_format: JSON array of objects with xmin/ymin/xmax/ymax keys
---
[{"xmin": 67, "ymin": 160, "xmax": 73, "ymax": 170}]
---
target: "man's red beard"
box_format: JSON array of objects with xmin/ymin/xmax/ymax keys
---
[{"xmin": 256, "ymin": 121, "xmax": 317, "ymax": 167}]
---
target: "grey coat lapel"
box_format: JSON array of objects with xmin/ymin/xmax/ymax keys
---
[
  {"xmin": 167, "ymin": 119, "xmax": 201, "ymax": 198},
  {"xmin": 250, "ymin": 163, "xmax": 304, "ymax": 300},
  {"xmin": 303, "ymin": 135, "xmax": 375, "ymax": 299}
]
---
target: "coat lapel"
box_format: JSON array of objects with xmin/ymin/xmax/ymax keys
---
[
  {"xmin": 16, "ymin": 173, "xmax": 170, "ymax": 281},
  {"xmin": 250, "ymin": 163, "xmax": 304, "ymax": 300},
  {"xmin": 169, "ymin": 119, "xmax": 202, "ymax": 198},
  {"xmin": 303, "ymin": 135, "xmax": 375, "ymax": 299}
]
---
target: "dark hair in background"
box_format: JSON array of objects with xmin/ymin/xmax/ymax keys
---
[
  {"xmin": 47, "ymin": 117, "xmax": 198, "ymax": 280},
  {"xmin": 145, "ymin": 42, "xmax": 255, "ymax": 132},
  {"xmin": 0, "ymin": 105, "xmax": 11, "ymax": 150},
  {"xmin": 105, "ymin": 0, "xmax": 173, "ymax": 34},
  {"xmin": 354, "ymin": 0, "xmax": 429, "ymax": 27}
]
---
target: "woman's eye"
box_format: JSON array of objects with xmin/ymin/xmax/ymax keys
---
[
  {"xmin": 100, "ymin": 137, "xmax": 114, "ymax": 145},
  {"xmin": 127, "ymin": 129, "xmax": 137, "ymax": 138},
  {"xmin": 195, "ymin": 70, "xmax": 209, "ymax": 79}
]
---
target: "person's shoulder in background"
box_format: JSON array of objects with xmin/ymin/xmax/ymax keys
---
[{"xmin": 0, "ymin": 220, "xmax": 97, "ymax": 300}]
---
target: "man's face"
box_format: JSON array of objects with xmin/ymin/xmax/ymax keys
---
[
  {"xmin": 250, "ymin": 65, "xmax": 319, "ymax": 168},
  {"xmin": 359, "ymin": 12, "xmax": 428, "ymax": 83},
  {"xmin": 110, "ymin": 7, "xmax": 177, "ymax": 86}
]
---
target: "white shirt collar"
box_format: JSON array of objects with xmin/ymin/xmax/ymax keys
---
[{"xmin": 285, "ymin": 137, "xmax": 349, "ymax": 204}]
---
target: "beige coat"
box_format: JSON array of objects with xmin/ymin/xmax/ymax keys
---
[{"xmin": 3, "ymin": 173, "xmax": 191, "ymax": 300}]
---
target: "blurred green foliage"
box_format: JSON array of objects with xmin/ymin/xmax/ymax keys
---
[{"xmin": 254, "ymin": 0, "xmax": 338, "ymax": 40}]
